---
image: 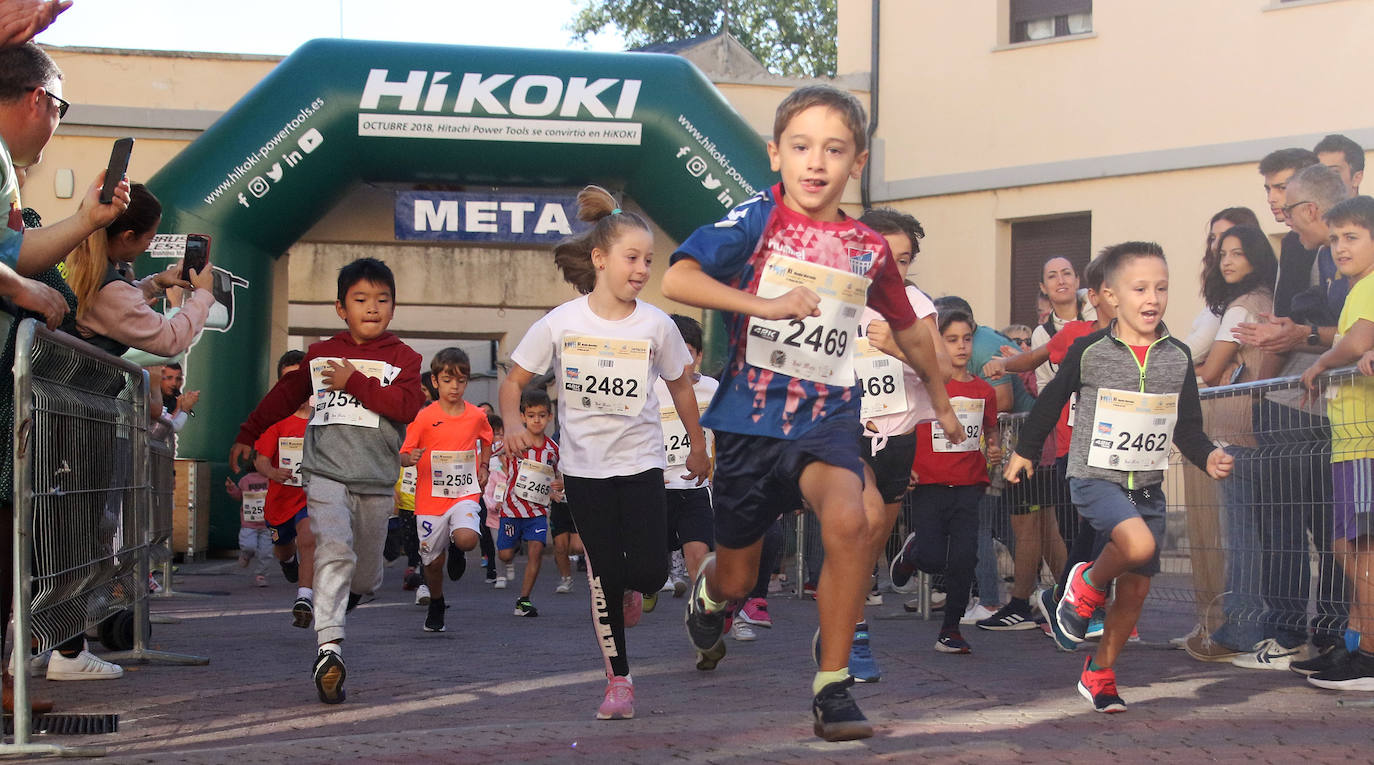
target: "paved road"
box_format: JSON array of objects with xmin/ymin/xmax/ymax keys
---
[{"xmin": 12, "ymin": 557, "xmax": 1372, "ymax": 764}]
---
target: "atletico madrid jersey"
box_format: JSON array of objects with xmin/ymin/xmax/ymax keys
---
[
  {"xmin": 671, "ymin": 183, "xmax": 917, "ymax": 440},
  {"xmin": 502, "ymin": 436, "xmax": 559, "ymax": 519}
]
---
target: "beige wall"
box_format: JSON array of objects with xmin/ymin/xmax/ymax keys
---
[{"xmin": 835, "ymin": 0, "xmax": 1372, "ymax": 330}]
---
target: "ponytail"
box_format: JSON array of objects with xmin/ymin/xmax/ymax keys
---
[{"xmin": 552, "ymin": 185, "xmax": 651, "ymax": 294}]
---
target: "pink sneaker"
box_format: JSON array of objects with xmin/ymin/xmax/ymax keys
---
[
  {"xmin": 738, "ymin": 597, "xmax": 772, "ymax": 628},
  {"xmin": 596, "ymin": 676, "xmax": 634, "ymax": 719},
  {"xmin": 623, "ymin": 591, "xmax": 643, "ymax": 628}
]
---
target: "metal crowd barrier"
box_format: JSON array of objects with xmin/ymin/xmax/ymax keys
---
[
  {"xmin": 7, "ymin": 319, "xmax": 206, "ymax": 757},
  {"xmin": 787, "ymin": 366, "xmax": 1370, "ymax": 653}
]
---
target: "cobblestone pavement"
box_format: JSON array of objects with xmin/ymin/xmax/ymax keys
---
[{"xmin": 11, "ymin": 557, "xmax": 1373, "ymax": 764}]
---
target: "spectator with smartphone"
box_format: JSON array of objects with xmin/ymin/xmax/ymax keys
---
[{"xmin": 61, "ymin": 183, "xmax": 214, "ymax": 358}]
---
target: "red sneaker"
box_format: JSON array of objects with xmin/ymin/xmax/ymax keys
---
[{"xmin": 1077, "ymin": 656, "xmax": 1127, "ymax": 713}]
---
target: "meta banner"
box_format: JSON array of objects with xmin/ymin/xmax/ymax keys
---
[{"xmin": 395, "ymin": 190, "xmax": 590, "ymax": 244}]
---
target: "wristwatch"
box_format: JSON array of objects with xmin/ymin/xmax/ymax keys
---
[{"xmin": 1307, "ymin": 325, "xmax": 1321, "ymax": 346}]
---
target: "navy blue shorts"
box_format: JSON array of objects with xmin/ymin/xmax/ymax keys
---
[
  {"xmin": 666, "ymin": 487, "xmax": 714, "ymax": 549},
  {"xmin": 712, "ymin": 416, "xmax": 866, "ymax": 549},
  {"xmin": 268, "ymin": 508, "xmax": 307, "ymax": 547},
  {"xmin": 497, "ymin": 516, "xmax": 549, "ymax": 550},
  {"xmin": 1068, "ymin": 478, "xmax": 1165, "ymax": 577}
]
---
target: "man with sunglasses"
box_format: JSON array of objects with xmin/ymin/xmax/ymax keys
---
[{"xmin": 0, "ymin": 41, "xmax": 131, "ymax": 287}]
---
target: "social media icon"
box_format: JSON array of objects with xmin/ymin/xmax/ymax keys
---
[
  {"xmin": 676, "ymin": 146, "xmax": 691, "ymax": 158},
  {"xmin": 247, "ymin": 176, "xmax": 270, "ymax": 198},
  {"xmin": 685, "ymin": 156, "xmax": 707, "ymax": 177},
  {"xmin": 237, "ymin": 192, "xmax": 250, "ymax": 208},
  {"xmin": 266, "ymin": 163, "xmax": 284, "ymax": 182},
  {"xmin": 702, "ymin": 173, "xmax": 722, "ymax": 190},
  {"xmin": 298, "ymin": 128, "xmax": 324, "ymax": 154}
]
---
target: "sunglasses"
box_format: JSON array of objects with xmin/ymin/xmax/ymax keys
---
[{"xmin": 33, "ymin": 88, "xmax": 69, "ymax": 118}]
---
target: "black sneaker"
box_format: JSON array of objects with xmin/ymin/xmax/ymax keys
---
[
  {"xmin": 1308, "ymin": 649, "xmax": 1374, "ymax": 690},
  {"xmin": 346, "ymin": 592, "xmax": 361, "ymax": 613},
  {"xmin": 446, "ymin": 542, "xmax": 467, "ymax": 582},
  {"xmin": 424, "ymin": 597, "xmax": 446, "ymax": 632},
  {"xmin": 280, "ymin": 556, "xmax": 299, "ymax": 584},
  {"xmin": 888, "ymin": 532, "xmax": 919, "ymax": 590},
  {"xmin": 485, "ymin": 569, "xmax": 498, "ymax": 584},
  {"xmin": 811, "ymin": 677, "xmax": 873, "ymax": 741},
  {"xmin": 976, "ymin": 600, "xmax": 1037, "ymax": 631},
  {"xmin": 576, "ymin": 555, "xmax": 587, "ymax": 573},
  {"xmin": 514, "ymin": 597, "xmax": 539, "ymax": 617},
  {"xmin": 684, "ymin": 554, "xmax": 727, "ymax": 671},
  {"xmin": 291, "ymin": 597, "xmax": 313, "ymax": 629},
  {"xmin": 935, "ymin": 629, "xmax": 971, "ymax": 654},
  {"xmin": 313, "ymin": 648, "xmax": 346, "ymax": 704},
  {"xmin": 1291, "ymin": 644, "xmax": 1350, "ymax": 677}
]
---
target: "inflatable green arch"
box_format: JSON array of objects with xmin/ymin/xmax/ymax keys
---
[{"xmin": 139, "ymin": 39, "xmax": 775, "ymax": 548}]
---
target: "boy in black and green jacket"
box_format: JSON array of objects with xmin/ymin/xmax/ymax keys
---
[{"xmin": 1005, "ymin": 241, "xmax": 1234, "ymax": 713}]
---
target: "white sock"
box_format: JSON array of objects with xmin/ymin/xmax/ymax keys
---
[{"xmin": 298, "ymin": 587, "xmax": 313, "ymax": 600}]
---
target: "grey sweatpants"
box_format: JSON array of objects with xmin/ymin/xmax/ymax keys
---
[{"xmin": 307, "ymin": 474, "xmax": 391, "ymax": 645}]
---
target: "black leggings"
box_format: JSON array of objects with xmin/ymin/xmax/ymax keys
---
[
  {"xmin": 564, "ymin": 470, "xmax": 669, "ymax": 678},
  {"xmin": 477, "ymin": 502, "xmax": 496, "ymax": 575},
  {"xmin": 909, "ymin": 484, "xmax": 983, "ymax": 630}
]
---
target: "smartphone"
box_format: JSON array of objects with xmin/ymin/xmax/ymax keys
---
[
  {"xmin": 99, "ymin": 138, "xmax": 134, "ymax": 204},
  {"xmin": 180, "ymin": 234, "xmax": 210, "ymax": 282}
]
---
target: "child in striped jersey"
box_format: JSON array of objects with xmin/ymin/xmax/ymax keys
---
[{"xmin": 498, "ymin": 389, "xmax": 561, "ymax": 617}]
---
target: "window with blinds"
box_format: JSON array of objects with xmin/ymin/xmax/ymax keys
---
[
  {"xmin": 1010, "ymin": 0, "xmax": 1093, "ymax": 43},
  {"xmin": 1009, "ymin": 214, "xmax": 1092, "ymax": 327}
]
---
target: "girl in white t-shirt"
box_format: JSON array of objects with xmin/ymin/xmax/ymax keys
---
[
  {"xmin": 1196, "ymin": 225, "xmax": 1276, "ymax": 387},
  {"xmin": 500, "ymin": 186, "xmax": 709, "ymax": 721}
]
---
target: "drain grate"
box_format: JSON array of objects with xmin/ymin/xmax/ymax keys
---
[{"xmin": 3, "ymin": 713, "xmax": 119, "ymax": 735}]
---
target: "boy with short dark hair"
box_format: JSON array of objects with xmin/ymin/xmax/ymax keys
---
[
  {"xmin": 252, "ymin": 349, "xmax": 316, "ymax": 628},
  {"xmin": 1299, "ymin": 195, "xmax": 1374, "ymax": 687},
  {"xmin": 1005, "ymin": 242, "xmax": 1233, "ymax": 713},
  {"xmin": 662, "ymin": 84, "xmax": 961, "ymax": 741},
  {"xmin": 230, "ymin": 257, "xmax": 424, "ymax": 705},
  {"xmin": 401, "ymin": 347, "xmax": 493, "ymax": 632},
  {"xmin": 647, "ymin": 314, "xmax": 717, "ymax": 615},
  {"xmin": 497, "ymin": 388, "xmax": 559, "ymax": 617}
]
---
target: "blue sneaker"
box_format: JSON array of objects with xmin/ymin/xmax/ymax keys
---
[
  {"xmin": 848, "ymin": 622, "xmax": 881, "ymax": 683},
  {"xmin": 1036, "ymin": 588, "xmax": 1076, "ymax": 653},
  {"xmin": 1086, "ymin": 608, "xmax": 1106, "ymax": 640}
]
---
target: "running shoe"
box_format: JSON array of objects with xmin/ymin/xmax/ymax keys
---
[
  {"xmin": 1292, "ymin": 644, "xmax": 1351, "ymax": 677},
  {"xmin": 415, "ymin": 583, "xmax": 431, "ymax": 606},
  {"xmin": 1308, "ymin": 649, "xmax": 1374, "ymax": 691},
  {"xmin": 446, "ymin": 543, "xmax": 466, "ymax": 581},
  {"xmin": 1035, "ymin": 588, "xmax": 1076, "ymax": 652},
  {"xmin": 730, "ymin": 619, "xmax": 757, "ymax": 642},
  {"xmin": 554, "ymin": 576, "xmax": 574, "ymax": 594},
  {"xmin": 643, "ymin": 590, "xmax": 658, "ymax": 614},
  {"xmin": 280, "ymin": 556, "xmax": 299, "ymax": 584},
  {"xmin": 1077, "ymin": 655, "xmax": 1126, "ymax": 713},
  {"xmin": 961, "ymin": 600, "xmax": 996, "ymax": 625},
  {"xmin": 291, "ymin": 596, "xmax": 313, "ymax": 629},
  {"xmin": 623, "ymin": 591, "xmax": 643, "ymax": 627},
  {"xmin": 848, "ymin": 622, "xmax": 881, "ymax": 683},
  {"xmin": 504, "ymin": 563, "xmax": 516, "ymax": 582},
  {"xmin": 684, "ymin": 554, "xmax": 727, "ymax": 670},
  {"xmin": 802, "ymin": 580, "xmax": 817, "ymax": 600},
  {"xmin": 672, "ymin": 577, "xmax": 689, "ymax": 597},
  {"xmin": 889, "ymin": 532, "xmax": 919, "ymax": 591},
  {"xmin": 1086, "ymin": 608, "xmax": 1106, "ymax": 640},
  {"xmin": 738, "ymin": 597, "xmax": 772, "ymax": 628},
  {"xmin": 254, "ymin": 574, "xmax": 268, "ymax": 588},
  {"xmin": 811, "ymin": 677, "xmax": 873, "ymax": 742},
  {"xmin": 45, "ymin": 650, "xmax": 122, "ymax": 681},
  {"xmin": 1185, "ymin": 633, "xmax": 1245, "ymax": 662},
  {"xmin": 1056, "ymin": 562, "xmax": 1106, "ymax": 643},
  {"xmin": 935, "ymin": 629, "xmax": 971, "ymax": 654},
  {"xmin": 485, "ymin": 569, "xmax": 498, "ymax": 584},
  {"xmin": 424, "ymin": 597, "xmax": 446, "ymax": 631},
  {"xmin": 866, "ymin": 582, "xmax": 883, "ymax": 606},
  {"xmin": 402, "ymin": 567, "xmax": 420, "ymax": 591},
  {"xmin": 493, "ymin": 576, "xmax": 507, "ymax": 590},
  {"xmin": 596, "ymin": 676, "xmax": 634, "ymax": 720},
  {"xmin": 977, "ymin": 600, "xmax": 1037, "ymax": 631},
  {"xmin": 659, "ymin": 577, "xmax": 674, "ymax": 593},
  {"xmin": 514, "ymin": 597, "xmax": 538, "ymax": 617},
  {"xmin": 312, "ymin": 647, "xmax": 346, "ymax": 704},
  {"xmin": 1231, "ymin": 638, "xmax": 1314, "ymax": 671}
]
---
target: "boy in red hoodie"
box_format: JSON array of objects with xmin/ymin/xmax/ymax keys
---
[{"xmin": 230, "ymin": 258, "xmax": 424, "ymax": 705}]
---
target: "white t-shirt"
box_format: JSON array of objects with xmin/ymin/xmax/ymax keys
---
[
  {"xmin": 510, "ymin": 296, "xmax": 693, "ymax": 480},
  {"xmin": 1031, "ymin": 301, "xmax": 1098, "ymax": 390},
  {"xmin": 1215, "ymin": 304, "xmax": 1255, "ymax": 345},
  {"xmin": 1185, "ymin": 306, "xmax": 1222, "ymax": 363},
  {"xmin": 860, "ymin": 284, "xmax": 938, "ymax": 442},
  {"xmin": 654, "ymin": 374, "xmax": 719, "ymax": 490}
]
